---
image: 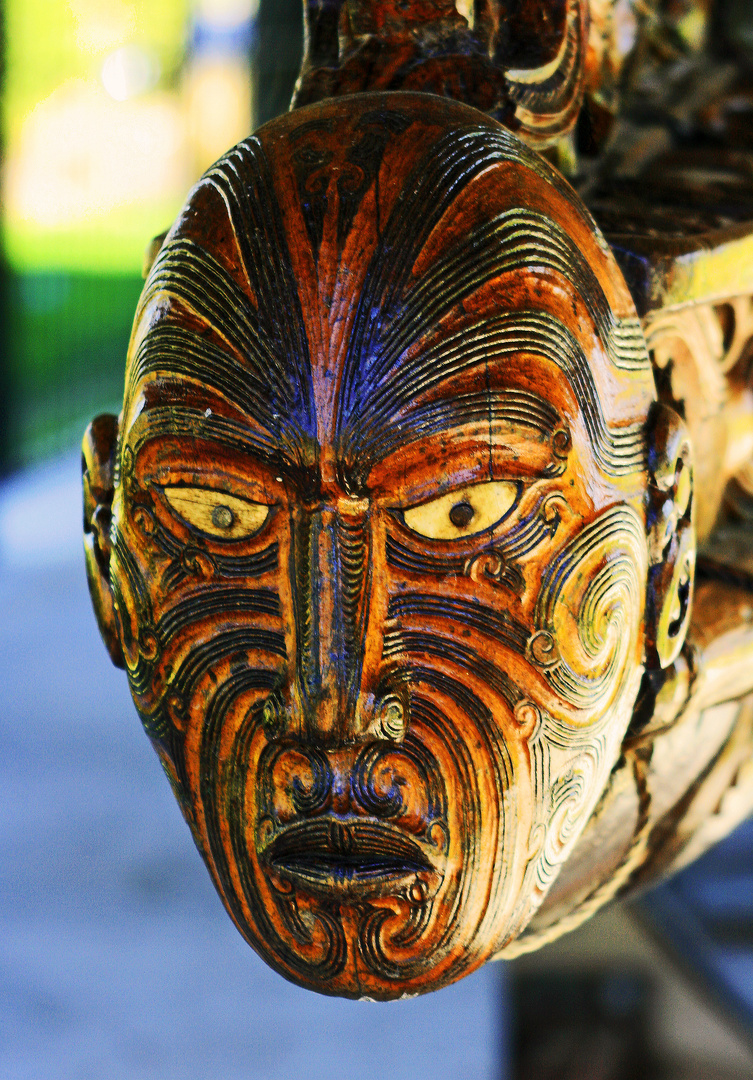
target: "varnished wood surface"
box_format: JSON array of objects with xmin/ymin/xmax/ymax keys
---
[{"xmin": 82, "ymin": 0, "xmax": 753, "ymax": 999}]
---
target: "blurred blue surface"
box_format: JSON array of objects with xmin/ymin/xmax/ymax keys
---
[
  {"xmin": 0, "ymin": 454, "xmax": 506, "ymax": 1080},
  {"xmin": 641, "ymin": 818, "xmax": 753, "ymax": 1040}
]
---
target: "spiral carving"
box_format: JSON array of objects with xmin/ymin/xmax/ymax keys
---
[
  {"xmin": 351, "ymin": 740, "xmax": 443, "ymax": 824},
  {"xmin": 181, "ymin": 547, "xmax": 217, "ymax": 580},
  {"xmin": 268, "ymin": 882, "xmax": 350, "ymax": 982},
  {"xmin": 132, "ymin": 503, "xmax": 156, "ymax": 535},
  {"xmin": 519, "ymin": 718, "xmax": 610, "ymax": 905},
  {"xmin": 533, "ymin": 507, "xmax": 647, "ymax": 711},
  {"xmin": 464, "ymin": 547, "xmax": 526, "ymax": 595},
  {"xmin": 536, "ymin": 744, "xmax": 601, "ymax": 892},
  {"xmin": 291, "ymin": 748, "xmax": 333, "ymax": 816},
  {"xmin": 351, "ymin": 744, "xmax": 406, "ymax": 819},
  {"xmin": 266, "ymin": 744, "xmax": 333, "ymax": 819},
  {"xmin": 281, "ymin": 899, "xmax": 349, "ymax": 981},
  {"xmin": 358, "ymin": 901, "xmax": 433, "ymax": 981}
]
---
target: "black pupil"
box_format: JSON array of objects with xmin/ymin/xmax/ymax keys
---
[
  {"xmin": 449, "ymin": 501, "xmax": 474, "ymax": 528},
  {"xmin": 212, "ymin": 505, "xmax": 234, "ymax": 529}
]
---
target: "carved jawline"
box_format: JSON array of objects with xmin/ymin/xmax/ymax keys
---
[{"xmin": 262, "ymin": 817, "xmax": 442, "ymax": 897}]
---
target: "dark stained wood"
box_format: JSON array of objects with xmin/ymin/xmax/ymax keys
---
[
  {"xmin": 294, "ymin": 0, "xmax": 589, "ymax": 146},
  {"xmin": 83, "ymin": 1, "xmax": 753, "ymax": 997}
]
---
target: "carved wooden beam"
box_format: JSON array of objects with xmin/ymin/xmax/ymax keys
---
[{"xmin": 295, "ymin": 0, "xmax": 589, "ymax": 147}]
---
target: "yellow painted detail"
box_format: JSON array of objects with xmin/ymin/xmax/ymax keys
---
[
  {"xmin": 403, "ymin": 481, "xmax": 518, "ymax": 541},
  {"xmin": 164, "ymin": 487, "xmax": 270, "ymax": 539}
]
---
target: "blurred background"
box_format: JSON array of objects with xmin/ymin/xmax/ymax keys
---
[
  {"xmin": 0, "ymin": 0, "xmax": 303, "ymax": 471},
  {"xmin": 2, "ymin": 2, "xmax": 753, "ymax": 1078}
]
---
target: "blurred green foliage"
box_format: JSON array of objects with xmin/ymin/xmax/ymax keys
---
[
  {"xmin": 1, "ymin": 0, "xmax": 187, "ymax": 467},
  {"xmin": 6, "ymin": 272, "xmax": 144, "ymax": 467},
  {"xmin": 4, "ymin": 0, "xmax": 187, "ymax": 144}
]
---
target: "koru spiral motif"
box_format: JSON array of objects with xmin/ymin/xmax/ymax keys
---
[{"xmin": 82, "ymin": 1, "xmax": 753, "ymax": 998}]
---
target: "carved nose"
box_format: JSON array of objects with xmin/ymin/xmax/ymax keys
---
[
  {"xmin": 267, "ymin": 741, "xmax": 435, "ymax": 827},
  {"xmin": 283, "ymin": 504, "xmax": 393, "ymax": 745}
]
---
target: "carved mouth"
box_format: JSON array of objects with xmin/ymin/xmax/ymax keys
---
[{"xmin": 262, "ymin": 817, "xmax": 440, "ymax": 895}]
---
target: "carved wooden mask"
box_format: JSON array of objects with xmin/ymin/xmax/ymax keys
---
[{"xmin": 84, "ymin": 93, "xmax": 670, "ymax": 998}]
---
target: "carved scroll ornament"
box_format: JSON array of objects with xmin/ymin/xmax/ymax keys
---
[{"xmin": 83, "ymin": 1, "xmax": 753, "ymax": 999}]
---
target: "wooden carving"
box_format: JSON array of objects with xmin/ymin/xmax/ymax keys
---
[{"xmin": 83, "ymin": 1, "xmax": 753, "ymax": 998}]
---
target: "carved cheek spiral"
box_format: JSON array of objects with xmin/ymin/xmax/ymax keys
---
[{"xmin": 530, "ymin": 507, "xmax": 648, "ymax": 714}]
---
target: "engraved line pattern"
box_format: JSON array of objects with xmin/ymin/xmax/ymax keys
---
[
  {"xmin": 408, "ymin": 674, "xmax": 513, "ymax": 959},
  {"xmin": 369, "ymin": 389, "xmax": 561, "ymax": 459},
  {"xmin": 160, "ymin": 543, "xmax": 280, "ymax": 592},
  {"xmin": 131, "ymin": 409, "xmax": 280, "ymax": 468},
  {"xmin": 204, "ymin": 140, "xmax": 316, "ymax": 440},
  {"xmin": 129, "ymin": 323, "xmax": 279, "ymax": 436},
  {"xmin": 156, "ymin": 587, "xmax": 281, "ymax": 643},
  {"xmin": 335, "ymin": 127, "xmax": 650, "ymax": 449},
  {"xmin": 348, "ymin": 310, "xmax": 644, "ymax": 478},
  {"xmin": 535, "ymin": 506, "xmax": 647, "ymax": 708},
  {"xmin": 388, "ymin": 593, "xmax": 529, "ymax": 656},
  {"xmin": 336, "ymin": 127, "xmax": 526, "ymax": 426},
  {"xmin": 291, "ymin": 511, "xmax": 318, "ymax": 704},
  {"xmin": 337, "ymin": 514, "xmax": 371, "ymax": 713},
  {"xmin": 384, "ymin": 631, "xmax": 524, "ymax": 711}
]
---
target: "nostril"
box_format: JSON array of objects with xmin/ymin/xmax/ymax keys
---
[
  {"xmin": 269, "ymin": 745, "xmax": 333, "ymax": 821},
  {"xmin": 352, "ymin": 745, "xmax": 406, "ymax": 818}
]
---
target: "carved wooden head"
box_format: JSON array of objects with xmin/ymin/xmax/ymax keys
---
[{"xmin": 83, "ymin": 92, "xmax": 683, "ymax": 998}]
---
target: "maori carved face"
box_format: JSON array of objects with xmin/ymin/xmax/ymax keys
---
[{"xmin": 84, "ymin": 93, "xmax": 662, "ymax": 998}]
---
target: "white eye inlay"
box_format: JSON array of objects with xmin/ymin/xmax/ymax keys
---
[
  {"xmin": 164, "ymin": 487, "xmax": 270, "ymax": 539},
  {"xmin": 402, "ymin": 481, "xmax": 519, "ymax": 540}
]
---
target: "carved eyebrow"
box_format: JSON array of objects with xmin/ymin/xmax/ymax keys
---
[
  {"xmin": 204, "ymin": 140, "xmax": 317, "ymax": 430},
  {"xmin": 203, "ymin": 141, "xmax": 314, "ymax": 430},
  {"xmin": 353, "ymin": 389, "xmax": 562, "ymax": 465},
  {"xmin": 335, "ymin": 127, "xmax": 516, "ymax": 422},
  {"xmin": 132, "ymin": 236, "xmax": 314, "ymax": 461},
  {"xmin": 335, "ymin": 129, "xmax": 651, "ymax": 436},
  {"xmin": 129, "ymin": 407, "xmax": 282, "ymax": 470},
  {"xmin": 129, "ymin": 324, "xmax": 278, "ymax": 436},
  {"xmin": 343, "ymin": 311, "xmax": 644, "ymax": 479},
  {"xmin": 360, "ymin": 209, "xmax": 639, "ymax": 394},
  {"xmin": 330, "ymin": 126, "xmax": 650, "ymax": 477}
]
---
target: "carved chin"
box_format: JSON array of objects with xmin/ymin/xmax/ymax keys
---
[{"xmin": 184, "ymin": 681, "xmax": 528, "ymax": 999}]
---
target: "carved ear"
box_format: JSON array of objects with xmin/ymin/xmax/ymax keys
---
[
  {"xmin": 645, "ymin": 403, "xmax": 696, "ymax": 669},
  {"xmin": 82, "ymin": 414, "xmax": 125, "ymax": 668}
]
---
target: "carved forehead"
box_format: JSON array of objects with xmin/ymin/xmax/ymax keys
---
[{"xmin": 124, "ymin": 92, "xmax": 653, "ymax": 482}]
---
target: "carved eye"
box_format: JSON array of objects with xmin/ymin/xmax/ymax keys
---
[
  {"xmin": 163, "ymin": 487, "xmax": 271, "ymax": 539},
  {"xmin": 402, "ymin": 481, "xmax": 519, "ymax": 540}
]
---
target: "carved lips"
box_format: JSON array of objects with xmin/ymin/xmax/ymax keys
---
[{"xmin": 262, "ymin": 816, "xmax": 443, "ymax": 899}]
